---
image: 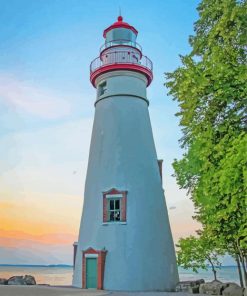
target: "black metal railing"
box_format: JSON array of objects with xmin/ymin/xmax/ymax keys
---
[
  {"xmin": 100, "ymin": 39, "xmax": 142, "ymax": 52},
  {"xmin": 90, "ymin": 51, "xmax": 153, "ymax": 74}
]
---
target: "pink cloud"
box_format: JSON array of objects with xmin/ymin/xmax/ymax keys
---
[{"xmin": 0, "ymin": 73, "xmax": 71, "ymax": 119}]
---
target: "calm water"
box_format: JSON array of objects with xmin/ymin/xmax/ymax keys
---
[
  {"xmin": 0, "ymin": 266, "xmax": 73, "ymax": 286},
  {"xmin": 179, "ymin": 266, "xmax": 240, "ymax": 284},
  {"xmin": 0, "ymin": 265, "xmax": 240, "ymax": 286}
]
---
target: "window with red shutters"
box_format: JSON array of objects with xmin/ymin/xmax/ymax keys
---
[{"xmin": 102, "ymin": 188, "xmax": 127, "ymax": 223}]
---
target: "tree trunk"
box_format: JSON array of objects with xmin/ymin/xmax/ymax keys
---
[
  {"xmin": 208, "ymin": 258, "xmax": 217, "ymax": 281},
  {"xmin": 236, "ymin": 255, "xmax": 244, "ymax": 288},
  {"xmin": 240, "ymin": 256, "xmax": 247, "ymax": 287},
  {"xmin": 236, "ymin": 240, "xmax": 247, "ymax": 287},
  {"xmin": 213, "ymin": 268, "xmax": 217, "ymax": 281}
]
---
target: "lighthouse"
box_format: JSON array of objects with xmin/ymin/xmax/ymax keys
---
[{"xmin": 72, "ymin": 16, "xmax": 179, "ymax": 291}]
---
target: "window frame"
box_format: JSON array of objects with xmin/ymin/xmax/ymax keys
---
[
  {"xmin": 98, "ymin": 81, "xmax": 107, "ymax": 96},
  {"xmin": 102, "ymin": 189, "xmax": 127, "ymax": 224},
  {"xmin": 108, "ymin": 198, "xmax": 121, "ymax": 222}
]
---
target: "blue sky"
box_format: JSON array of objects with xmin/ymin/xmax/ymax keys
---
[
  {"xmin": 1, "ymin": 0, "xmax": 200, "ymax": 132},
  {"xmin": 0, "ymin": 0, "xmax": 214, "ymax": 264}
]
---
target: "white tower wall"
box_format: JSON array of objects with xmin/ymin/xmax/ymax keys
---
[{"xmin": 73, "ymin": 71, "xmax": 179, "ymax": 291}]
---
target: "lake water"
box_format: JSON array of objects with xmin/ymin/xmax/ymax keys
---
[
  {"xmin": 0, "ymin": 265, "xmax": 241, "ymax": 286},
  {"xmin": 0, "ymin": 266, "xmax": 73, "ymax": 286},
  {"xmin": 179, "ymin": 266, "xmax": 240, "ymax": 284}
]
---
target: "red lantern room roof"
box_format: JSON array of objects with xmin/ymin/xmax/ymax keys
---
[
  {"xmin": 90, "ymin": 16, "xmax": 153, "ymax": 88},
  {"xmin": 103, "ymin": 16, "xmax": 138, "ymax": 38}
]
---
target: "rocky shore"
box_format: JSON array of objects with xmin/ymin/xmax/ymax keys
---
[
  {"xmin": 176, "ymin": 279, "xmax": 246, "ymax": 295},
  {"xmin": 0, "ymin": 275, "xmax": 36, "ymax": 285},
  {"xmin": 0, "ymin": 275, "xmax": 246, "ymax": 296}
]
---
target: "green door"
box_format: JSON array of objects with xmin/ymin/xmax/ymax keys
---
[{"xmin": 86, "ymin": 258, "xmax": 97, "ymax": 288}]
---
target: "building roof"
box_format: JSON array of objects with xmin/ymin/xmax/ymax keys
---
[{"xmin": 103, "ymin": 16, "xmax": 138, "ymax": 38}]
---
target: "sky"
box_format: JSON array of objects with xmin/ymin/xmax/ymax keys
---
[{"xmin": 0, "ymin": 0, "xmax": 205, "ymax": 265}]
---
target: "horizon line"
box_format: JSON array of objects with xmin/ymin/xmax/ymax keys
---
[{"xmin": 0, "ymin": 264, "xmax": 237, "ymax": 268}]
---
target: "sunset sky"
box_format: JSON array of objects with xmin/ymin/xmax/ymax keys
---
[{"xmin": 0, "ymin": 0, "xmax": 203, "ymax": 265}]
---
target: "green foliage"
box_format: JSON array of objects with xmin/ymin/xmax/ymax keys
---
[
  {"xmin": 166, "ymin": 0, "xmax": 247, "ymax": 147},
  {"xmin": 177, "ymin": 231, "xmax": 222, "ymax": 278},
  {"xmin": 165, "ymin": 0, "xmax": 247, "ymax": 282}
]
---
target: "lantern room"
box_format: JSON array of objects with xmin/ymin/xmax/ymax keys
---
[
  {"xmin": 90, "ymin": 16, "xmax": 153, "ymax": 88},
  {"xmin": 103, "ymin": 16, "xmax": 138, "ymax": 47}
]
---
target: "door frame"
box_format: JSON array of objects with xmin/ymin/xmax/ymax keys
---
[{"xmin": 82, "ymin": 247, "xmax": 107, "ymax": 289}]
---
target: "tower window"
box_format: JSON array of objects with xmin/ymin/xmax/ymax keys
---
[
  {"xmin": 108, "ymin": 198, "xmax": 121, "ymax": 221},
  {"xmin": 98, "ymin": 81, "xmax": 107, "ymax": 96},
  {"xmin": 102, "ymin": 189, "xmax": 127, "ymax": 223}
]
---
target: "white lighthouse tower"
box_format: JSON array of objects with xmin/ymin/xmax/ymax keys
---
[{"xmin": 73, "ymin": 16, "xmax": 179, "ymax": 291}]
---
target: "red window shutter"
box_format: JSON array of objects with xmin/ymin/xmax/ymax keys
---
[
  {"xmin": 103, "ymin": 195, "xmax": 107, "ymax": 222},
  {"xmin": 121, "ymin": 193, "xmax": 127, "ymax": 222}
]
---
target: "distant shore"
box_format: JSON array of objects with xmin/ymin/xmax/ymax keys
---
[
  {"xmin": 0, "ymin": 264, "xmax": 73, "ymax": 268},
  {"xmin": 0, "ymin": 264, "xmax": 237, "ymax": 267}
]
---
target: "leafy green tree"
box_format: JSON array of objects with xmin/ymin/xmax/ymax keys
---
[
  {"xmin": 177, "ymin": 230, "xmax": 223, "ymax": 281},
  {"xmin": 165, "ymin": 0, "xmax": 247, "ymax": 286},
  {"xmin": 205, "ymin": 132, "xmax": 247, "ymax": 284}
]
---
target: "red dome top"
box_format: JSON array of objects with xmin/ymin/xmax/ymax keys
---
[{"xmin": 103, "ymin": 16, "xmax": 138, "ymax": 38}]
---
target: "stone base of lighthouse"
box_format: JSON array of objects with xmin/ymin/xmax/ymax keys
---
[{"xmin": 72, "ymin": 72, "xmax": 179, "ymax": 291}]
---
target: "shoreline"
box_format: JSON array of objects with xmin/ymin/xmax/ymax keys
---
[{"xmin": 0, "ymin": 265, "xmax": 241, "ymax": 286}]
